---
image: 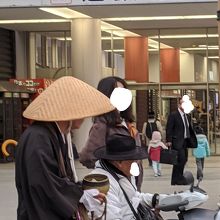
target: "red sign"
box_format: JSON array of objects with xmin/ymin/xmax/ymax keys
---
[{"xmin": 10, "ymin": 78, "xmax": 54, "ymax": 99}]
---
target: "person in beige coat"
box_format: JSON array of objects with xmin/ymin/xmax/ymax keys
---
[{"xmin": 79, "ymin": 76, "xmax": 143, "ymax": 191}]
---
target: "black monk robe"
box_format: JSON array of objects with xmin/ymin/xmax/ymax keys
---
[{"xmin": 15, "ymin": 121, "xmax": 83, "ymax": 220}]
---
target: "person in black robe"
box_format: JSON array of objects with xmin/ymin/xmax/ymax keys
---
[{"xmin": 15, "ymin": 76, "xmax": 114, "ymax": 220}]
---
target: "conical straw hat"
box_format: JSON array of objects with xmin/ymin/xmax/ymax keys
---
[{"xmin": 23, "ymin": 76, "xmax": 115, "ymax": 121}]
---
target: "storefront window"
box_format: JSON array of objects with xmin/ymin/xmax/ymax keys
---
[
  {"xmin": 31, "ymin": 27, "xmax": 219, "ymax": 154},
  {"xmin": 32, "ymin": 31, "xmax": 71, "ymax": 79}
]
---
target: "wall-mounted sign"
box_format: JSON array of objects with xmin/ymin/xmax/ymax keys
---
[
  {"xmin": 0, "ymin": 0, "xmax": 216, "ymax": 7},
  {"xmin": 10, "ymin": 78, "xmax": 54, "ymax": 100}
]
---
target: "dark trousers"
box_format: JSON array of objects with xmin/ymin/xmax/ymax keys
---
[
  {"xmin": 135, "ymin": 160, "xmax": 143, "ymax": 192},
  {"xmin": 196, "ymin": 158, "xmax": 204, "ymax": 180},
  {"xmin": 171, "ymin": 140, "xmax": 188, "ymax": 185}
]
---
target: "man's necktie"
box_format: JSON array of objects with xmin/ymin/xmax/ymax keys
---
[{"xmin": 183, "ymin": 114, "xmax": 190, "ymax": 138}]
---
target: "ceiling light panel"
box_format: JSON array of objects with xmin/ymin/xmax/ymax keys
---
[
  {"xmin": 101, "ymin": 21, "xmax": 139, "ymax": 37},
  {"xmin": 151, "ymin": 34, "xmax": 218, "ymax": 39},
  {"xmin": 182, "ymin": 46, "xmax": 219, "ymax": 51},
  {"xmin": 0, "ymin": 19, "xmax": 69, "ymax": 24},
  {"xmin": 102, "ymin": 15, "xmax": 216, "ymax": 22},
  {"xmin": 39, "ymin": 7, "xmax": 90, "ymax": 19}
]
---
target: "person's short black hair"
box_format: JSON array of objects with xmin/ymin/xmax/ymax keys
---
[{"xmin": 194, "ymin": 126, "xmax": 204, "ymax": 135}]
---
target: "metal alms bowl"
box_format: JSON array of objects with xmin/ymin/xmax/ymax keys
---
[{"xmin": 82, "ymin": 174, "xmax": 110, "ymax": 195}]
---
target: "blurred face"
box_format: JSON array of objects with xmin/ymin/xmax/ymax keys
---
[
  {"xmin": 57, "ymin": 119, "xmax": 84, "ymax": 134},
  {"xmin": 71, "ymin": 119, "xmax": 84, "ymax": 129},
  {"xmin": 113, "ymin": 160, "xmax": 138, "ymax": 177}
]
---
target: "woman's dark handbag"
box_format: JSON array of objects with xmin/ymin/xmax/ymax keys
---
[{"xmin": 160, "ymin": 149, "xmax": 178, "ymax": 165}]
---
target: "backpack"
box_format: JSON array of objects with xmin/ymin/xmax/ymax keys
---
[{"xmin": 145, "ymin": 121, "xmax": 158, "ymax": 139}]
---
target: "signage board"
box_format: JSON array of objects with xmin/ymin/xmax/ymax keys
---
[
  {"xmin": 10, "ymin": 78, "xmax": 54, "ymax": 99},
  {"xmin": 0, "ymin": 0, "xmax": 216, "ymax": 7}
]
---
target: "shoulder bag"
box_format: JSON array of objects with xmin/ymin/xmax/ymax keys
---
[{"xmin": 160, "ymin": 148, "xmax": 178, "ymax": 165}]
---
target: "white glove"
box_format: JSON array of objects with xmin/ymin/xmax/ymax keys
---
[{"xmin": 79, "ymin": 189, "xmax": 102, "ymax": 212}]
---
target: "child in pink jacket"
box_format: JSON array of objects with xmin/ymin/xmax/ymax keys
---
[{"xmin": 148, "ymin": 131, "xmax": 168, "ymax": 177}]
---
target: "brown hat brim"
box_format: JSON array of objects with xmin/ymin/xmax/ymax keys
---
[{"xmin": 23, "ymin": 76, "xmax": 115, "ymax": 121}]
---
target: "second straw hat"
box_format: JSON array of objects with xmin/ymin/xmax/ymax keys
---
[{"xmin": 23, "ymin": 76, "xmax": 115, "ymax": 121}]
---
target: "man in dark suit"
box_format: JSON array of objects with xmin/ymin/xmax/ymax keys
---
[{"xmin": 166, "ymin": 98, "xmax": 197, "ymax": 185}]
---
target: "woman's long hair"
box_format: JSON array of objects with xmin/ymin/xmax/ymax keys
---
[{"xmin": 93, "ymin": 76, "xmax": 135, "ymax": 126}]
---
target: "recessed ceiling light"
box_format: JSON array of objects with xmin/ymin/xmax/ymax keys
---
[
  {"xmin": 182, "ymin": 46, "xmax": 219, "ymax": 51},
  {"xmin": 39, "ymin": 7, "xmax": 90, "ymax": 19},
  {"xmin": 0, "ymin": 19, "xmax": 69, "ymax": 24},
  {"xmin": 151, "ymin": 34, "xmax": 218, "ymax": 39},
  {"xmin": 102, "ymin": 15, "xmax": 216, "ymax": 22},
  {"xmin": 101, "ymin": 21, "xmax": 139, "ymax": 37},
  {"xmin": 208, "ymin": 56, "xmax": 219, "ymax": 59}
]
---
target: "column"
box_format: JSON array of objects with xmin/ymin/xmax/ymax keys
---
[
  {"xmin": 218, "ymin": 1, "xmax": 220, "ymax": 107},
  {"xmin": 124, "ymin": 37, "xmax": 148, "ymax": 131},
  {"xmin": 71, "ymin": 18, "xmax": 102, "ymax": 151},
  {"xmin": 160, "ymin": 48, "xmax": 180, "ymax": 82},
  {"xmin": 51, "ymin": 39, "xmax": 58, "ymax": 68},
  {"xmin": 29, "ymin": 32, "xmax": 36, "ymax": 79},
  {"xmin": 71, "ymin": 18, "xmax": 102, "ymax": 87},
  {"xmin": 124, "ymin": 37, "xmax": 148, "ymax": 83}
]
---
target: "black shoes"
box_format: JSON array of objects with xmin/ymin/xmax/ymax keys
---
[{"xmin": 171, "ymin": 179, "xmax": 187, "ymax": 185}]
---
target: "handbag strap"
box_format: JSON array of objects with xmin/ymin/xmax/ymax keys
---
[
  {"xmin": 100, "ymin": 161, "xmax": 141, "ymax": 220},
  {"xmin": 117, "ymin": 183, "xmax": 141, "ymax": 220}
]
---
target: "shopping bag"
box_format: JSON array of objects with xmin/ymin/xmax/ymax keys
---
[{"xmin": 160, "ymin": 149, "xmax": 178, "ymax": 165}]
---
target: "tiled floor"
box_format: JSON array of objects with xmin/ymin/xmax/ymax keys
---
[{"xmin": 0, "ymin": 156, "xmax": 220, "ymax": 220}]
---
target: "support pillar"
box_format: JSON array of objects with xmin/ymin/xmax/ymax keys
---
[
  {"xmin": 124, "ymin": 37, "xmax": 148, "ymax": 83},
  {"xmin": 71, "ymin": 18, "xmax": 102, "ymax": 151},
  {"xmin": 124, "ymin": 37, "xmax": 148, "ymax": 132},
  {"xmin": 218, "ymin": 1, "xmax": 220, "ymax": 107},
  {"xmin": 71, "ymin": 18, "xmax": 102, "ymax": 87},
  {"xmin": 28, "ymin": 32, "xmax": 36, "ymax": 79}
]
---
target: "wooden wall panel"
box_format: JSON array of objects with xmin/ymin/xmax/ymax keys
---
[
  {"xmin": 124, "ymin": 37, "xmax": 148, "ymax": 83},
  {"xmin": 160, "ymin": 48, "xmax": 180, "ymax": 82}
]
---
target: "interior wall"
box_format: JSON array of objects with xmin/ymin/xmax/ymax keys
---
[
  {"xmin": 114, "ymin": 53, "xmax": 125, "ymax": 79},
  {"xmin": 208, "ymin": 60, "xmax": 219, "ymax": 82},
  {"xmin": 194, "ymin": 54, "xmax": 207, "ymax": 82},
  {"xmin": 180, "ymin": 52, "xmax": 194, "ymax": 82},
  {"xmin": 149, "ymin": 53, "xmax": 160, "ymax": 83}
]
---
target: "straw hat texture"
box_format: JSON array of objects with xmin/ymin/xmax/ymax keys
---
[{"xmin": 23, "ymin": 76, "xmax": 115, "ymax": 121}]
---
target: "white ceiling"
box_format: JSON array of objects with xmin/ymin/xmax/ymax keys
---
[
  {"xmin": 0, "ymin": 2, "xmax": 218, "ymax": 59},
  {"xmin": 0, "ymin": 2, "xmax": 217, "ymax": 32}
]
